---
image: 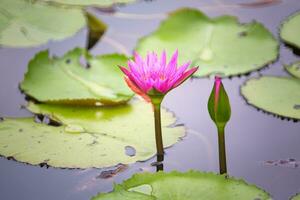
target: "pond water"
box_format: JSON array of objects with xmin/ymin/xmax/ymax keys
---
[{"xmin": 0, "ymin": 0, "xmax": 300, "ymax": 199}]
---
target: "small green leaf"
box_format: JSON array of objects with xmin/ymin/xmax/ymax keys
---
[
  {"xmin": 92, "ymin": 171, "xmax": 271, "ymax": 200},
  {"xmin": 0, "ymin": 100, "xmax": 185, "ymax": 168},
  {"xmin": 20, "ymin": 48, "xmax": 133, "ymax": 105},
  {"xmin": 241, "ymin": 76, "xmax": 300, "ymax": 120},
  {"xmin": 136, "ymin": 8, "xmax": 278, "ymax": 78},
  {"xmin": 208, "ymin": 78, "xmax": 231, "ymax": 127},
  {"xmin": 85, "ymin": 12, "xmax": 107, "ymax": 50},
  {"xmin": 285, "ymin": 61, "xmax": 300, "ymax": 79},
  {"xmin": 0, "ymin": 0, "xmax": 85, "ymax": 47},
  {"xmin": 291, "ymin": 193, "xmax": 300, "ymax": 200},
  {"xmin": 280, "ymin": 12, "xmax": 300, "ymax": 49}
]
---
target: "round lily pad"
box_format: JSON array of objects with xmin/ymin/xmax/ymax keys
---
[
  {"xmin": 241, "ymin": 76, "xmax": 300, "ymax": 120},
  {"xmin": 291, "ymin": 193, "xmax": 300, "ymax": 200},
  {"xmin": 285, "ymin": 61, "xmax": 300, "ymax": 79},
  {"xmin": 92, "ymin": 171, "xmax": 271, "ymax": 199},
  {"xmin": 39, "ymin": 0, "xmax": 136, "ymax": 7},
  {"xmin": 20, "ymin": 48, "xmax": 133, "ymax": 105},
  {"xmin": 0, "ymin": 0, "xmax": 85, "ymax": 47},
  {"xmin": 0, "ymin": 100, "xmax": 185, "ymax": 168},
  {"xmin": 136, "ymin": 8, "xmax": 278, "ymax": 78},
  {"xmin": 280, "ymin": 12, "xmax": 300, "ymax": 49}
]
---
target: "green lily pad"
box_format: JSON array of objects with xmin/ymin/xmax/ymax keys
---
[
  {"xmin": 291, "ymin": 193, "xmax": 300, "ymax": 200},
  {"xmin": 285, "ymin": 61, "xmax": 300, "ymax": 79},
  {"xmin": 20, "ymin": 48, "xmax": 133, "ymax": 105},
  {"xmin": 241, "ymin": 76, "xmax": 300, "ymax": 120},
  {"xmin": 92, "ymin": 171, "xmax": 271, "ymax": 200},
  {"xmin": 0, "ymin": 0, "xmax": 85, "ymax": 47},
  {"xmin": 135, "ymin": 8, "xmax": 278, "ymax": 78},
  {"xmin": 280, "ymin": 12, "xmax": 300, "ymax": 49},
  {"xmin": 39, "ymin": 0, "xmax": 136, "ymax": 7},
  {"xmin": 0, "ymin": 100, "xmax": 185, "ymax": 168}
]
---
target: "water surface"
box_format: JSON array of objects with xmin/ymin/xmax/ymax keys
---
[{"xmin": 0, "ymin": 0, "xmax": 300, "ymax": 199}]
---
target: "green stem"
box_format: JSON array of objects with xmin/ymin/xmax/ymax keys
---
[
  {"xmin": 152, "ymin": 98, "xmax": 164, "ymax": 159},
  {"xmin": 217, "ymin": 125, "xmax": 227, "ymax": 175}
]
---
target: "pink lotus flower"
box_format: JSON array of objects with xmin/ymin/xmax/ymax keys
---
[
  {"xmin": 119, "ymin": 50, "xmax": 198, "ymax": 100},
  {"xmin": 119, "ymin": 50, "xmax": 198, "ymax": 162}
]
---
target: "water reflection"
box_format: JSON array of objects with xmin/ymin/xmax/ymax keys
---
[{"xmin": 156, "ymin": 154, "xmax": 164, "ymax": 172}]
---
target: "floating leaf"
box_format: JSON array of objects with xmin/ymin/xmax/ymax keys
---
[
  {"xmin": 291, "ymin": 193, "xmax": 300, "ymax": 200},
  {"xmin": 241, "ymin": 76, "xmax": 300, "ymax": 120},
  {"xmin": 85, "ymin": 12, "xmax": 107, "ymax": 50},
  {"xmin": 0, "ymin": 0, "xmax": 85, "ymax": 47},
  {"xmin": 285, "ymin": 61, "xmax": 300, "ymax": 79},
  {"xmin": 39, "ymin": 0, "xmax": 136, "ymax": 7},
  {"xmin": 92, "ymin": 171, "xmax": 271, "ymax": 200},
  {"xmin": 0, "ymin": 100, "xmax": 185, "ymax": 168},
  {"xmin": 92, "ymin": 185, "xmax": 155, "ymax": 200},
  {"xmin": 20, "ymin": 48, "xmax": 133, "ymax": 105},
  {"xmin": 136, "ymin": 8, "xmax": 278, "ymax": 78},
  {"xmin": 280, "ymin": 12, "xmax": 300, "ymax": 49}
]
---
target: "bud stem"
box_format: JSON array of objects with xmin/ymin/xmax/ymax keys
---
[{"xmin": 217, "ymin": 125, "xmax": 227, "ymax": 175}]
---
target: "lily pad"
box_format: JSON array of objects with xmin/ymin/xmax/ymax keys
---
[
  {"xmin": 241, "ymin": 76, "xmax": 300, "ymax": 120},
  {"xmin": 92, "ymin": 171, "xmax": 271, "ymax": 199},
  {"xmin": 20, "ymin": 48, "xmax": 133, "ymax": 105},
  {"xmin": 0, "ymin": 100, "xmax": 185, "ymax": 168},
  {"xmin": 280, "ymin": 12, "xmax": 300, "ymax": 49},
  {"xmin": 291, "ymin": 193, "xmax": 300, "ymax": 200},
  {"xmin": 0, "ymin": 0, "xmax": 85, "ymax": 47},
  {"xmin": 135, "ymin": 8, "xmax": 278, "ymax": 78},
  {"xmin": 39, "ymin": 0, "xmax": 136, "ymax": 7},
  {"xmin": 285, "ymin": 61, "xmax": 300, "ymax": 79}
]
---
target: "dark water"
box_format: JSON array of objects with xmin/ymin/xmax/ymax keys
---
[{"xmin": 0, "ymin": 0, "xmax": 300, "ymax": 199}]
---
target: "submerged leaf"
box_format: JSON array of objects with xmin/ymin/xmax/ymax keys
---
[
  {"xmin": 85, "ymin": 12, "xmax": 107, "ymax": 50},
  {"xmin": 136, "ymin": 8, "xmax": 278, "ymax": 78},
  {"xmin": 0, "ymin": 100, "xmax": 185, "ymax": 168},
  {"xmin": 0, "ymin": 0, "xmax": 85, "ymax": 47},
  {"xmin": 285, "ymin": 61, "xmax": 300, "ymax": 79},
  {"xmin": 92, "ymin": 171, "xmax": 271, "ymax": 199},
  {"xmin": 20, "ymin": 48, "xmax": 133, "ymax": 105},
  {"xmin": 241, "ymin": 76, "xmax": 300, "ymax": 120},
  {"xmin": 38, "ymin": 0, "xmax": 136, "ymax": 7},
  {"xmin": 280, "ymin": 12, "xmax": 300, "ymax": 49}
]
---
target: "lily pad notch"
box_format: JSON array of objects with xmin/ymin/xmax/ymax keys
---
[{"xmin": 135, "ymin": 8, "xmax": 279, "ymax": 78}]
